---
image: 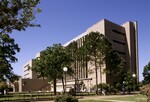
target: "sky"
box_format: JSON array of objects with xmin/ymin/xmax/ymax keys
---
[{"xmin": 11, "ymin": 0, "xmax": 150, "ymax": 81}]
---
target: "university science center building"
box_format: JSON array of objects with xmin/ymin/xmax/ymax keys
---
[{"xmin": 23, "ymin": 19, "xmax": 139, "ymax": 92}]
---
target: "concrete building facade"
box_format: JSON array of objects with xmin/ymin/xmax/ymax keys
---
[
  {"xmin": 23, "ymin": 52, "xmax": 40, "ymax": 79},
  {"xmin": 22, "ymin": 19, "xmax": 139, "ymax": 92},
  {"xmin": 18, "ymin": 78, "xmax": 50, "ymax": 92},
  {"xmin": 56, "ymin": 19, "xmax": 139, "ymax": 92},
  {"xmin": 23, "ymin": 59, "xmax": 38, "ymax": 79},
  {"xmin": 18, "ymin": 52, "xmax": 50, "ymax": 92}
]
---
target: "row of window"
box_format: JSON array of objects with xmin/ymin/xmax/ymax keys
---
[
  {"xmin": 24, "ymin": 73, "xmax": 29, "ymax": 76},
  {"xmin": 112, "ymin": 29, "xmax": 126, "ymax": 56},
  {"xmin": 24, "ymin": 69, "xmax": 29, "ymax": 72},
  {"xmin": 71, "ymin": 38, "xmax": 88, "ymax": 80},
  {"xmin": 116, "ymin": 50, "xmax": 126, "ymax": 55},
  {"xmin": 112, "ymin": 29, "xmax": 125, "ymax": 36},
  {"xmin": 113, "ymin": 39, "xmax": 126, "ymax": 45},
  {"xmin": 68, "ymin": 29, "xmax": 126, "ymax": 80}
]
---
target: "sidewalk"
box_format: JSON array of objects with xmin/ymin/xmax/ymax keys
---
[{"xmin": 35, "ymin": 94, "xmax": 136, "ymax": 102}]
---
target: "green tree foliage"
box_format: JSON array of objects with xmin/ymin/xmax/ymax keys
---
[
  {"xmin": 81, "ymin": 31, "xmax": 124, "ymax": 94},
  {"xmin": 66, "ymin": 41, "xmax": 92, "ymax": 93},
  {"xmin": 105, "ymin": 50, "xmax": 125, "ymax": 85},
  {"xmin": 0, "ymin": 0, "xmax": 41, "ymax": 81},
  {"xmin": 65, "ymin": 41, "xmax": 79, "ymax": 92},
  {"xmin": 55, "ymin": 94, "xmax": 78, "ymax": 102},
  {"xmin": 0, "ymin": 34, "xmax": 20, "ymax": 82},
  {"xmin": 82, "ymin": 31, "xmax": 112, "ymax": 94},
  {"xmin": 123, "ymin": 72, "xmax": 135, "ymax": 93},
  {"xmin": 0, "ymin": 82, "xmax": 8, "ymax": 94},
  {"xmin": 143, "ymin": 62, "xmax": 150, "ymax": 84},
  {"xmin": 66, "ymin": 41, "xmax": 78, "ymax": 77},
  {"xmin": 33, "ymin": 44, "xmax": 73, "ymax": 95},
  {"xmin": 0, "ymin": 0, "xmax": 41, "ymax": 34}
]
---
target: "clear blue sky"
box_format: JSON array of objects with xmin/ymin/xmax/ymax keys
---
[{"xmin": 11, "ymin": 0, "xmax": 150, "ymax": 81}]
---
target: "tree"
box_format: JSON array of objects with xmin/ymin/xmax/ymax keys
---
[
  {"xmin": 0, "ymin": 82, "xmax": 8, "ymax": 95},
  {"xmin": 0, "ymin": 34, "xmax": 20, "ymax": 82},
  {"xmin": 105, "ymin": 50, "xmax": 125, "ymax": 85},
  {"xmin": 82, "ymin": 31, "xmax": 111, "ymax": 94},
  {"xmin": 0, "ymin": 0, "xmax": 41, "ymax": 81},
  {"xmin": 33, "ymin": 44, "xmax": 73, "ymax": 95},
  {"xmin": 142, "ymin": 62, "xmax": 150, "ymax": 84},
  {"xmin": 66, "ymin": 41, "xmax": 78, "ymax": 78},
  {"xmin": 65, "ymin": 41, "xmax": 79, "ymax": 92},
  {"xmin": 82, "ymin": 31, "xmax": 124, "ymax": 94},
  {"xmin": 123, "ymin": 72, "xmax": 135, "ymax": 93},
  {"xmin": 0, "ymin": 0, "xmax": 41, "ymax": 34}
]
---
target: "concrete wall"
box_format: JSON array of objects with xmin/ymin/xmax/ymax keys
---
[
  {"xmin": 18, "ymin": 78, "xmax": 50, "ymax": 92},
  {"xmin": 122, "ymin": 21, "xmax": 139, "ymax": 81}
]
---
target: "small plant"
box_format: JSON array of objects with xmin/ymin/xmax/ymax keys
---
[{"xmin": 55, "ymin": 94, "xmax": 78, "ymax": 102}]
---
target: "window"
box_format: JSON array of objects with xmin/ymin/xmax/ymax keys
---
[
  {"xmin": 24, "ymin": 73, "xmax": 29, "ymax": 76},
  {"xmin": 116, "ymin": 50, "xmax": 126, "ymax": 55},
  {"xmin": 113, "ymin": 40, "xmax": 125, "ymax": 45},
  {"xmin": 112, "ymin": 29, "xmax": 125, "ymax": 35},
  {"xmin": 24, "ymin": 69, "xmax": 29, "ymax": 72}
]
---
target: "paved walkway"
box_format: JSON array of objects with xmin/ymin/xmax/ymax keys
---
[{"xmin": 35, "ymin": 95, "xmax": 146, "ymax": 102}]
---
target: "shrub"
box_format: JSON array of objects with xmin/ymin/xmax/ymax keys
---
[
  {"xmin": 91, "ymin": 83, "xmax": 110, "ymax": 94},
  {"xmin": 115, "ymin": 83, "xmax": 122, "ymax": 91},
  {"xmin": 0, "ymin": 82, "xmax": 8, "ymax": 95},
  {"xmin": 140, "ymin": 84, "xmax": 150, "ymax": 102},
  {"xmin": 69, "ymin": 88, "xmax": 76, "ymax": 96},
  {"xmin": 107, "ymin": 85, "xmax": 117, "ymax": 94},
  {"xmin": 55, "ymin": 94, "xmax": 78, "ymax": 102}
]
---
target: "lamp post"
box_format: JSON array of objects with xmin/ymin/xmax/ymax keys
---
[
  {"xmin": 122, "ymin": 81, "xmax": 125, "ymax": 95},
  {"xmin": 63, "ymin": 67, "xmax": 68, "ymax": 93},
  {"xmin": 132, "ymin": 74, "xmax": 136, "ymax": 94}
]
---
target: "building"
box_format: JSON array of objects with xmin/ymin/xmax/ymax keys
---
[
  {"xmin": 23, "ymin": 59, "xmax": 38, "ymax": 79},
  {"xmin": 18, "ymin": 52, "xmax": 50, "ymax": 92},
  {"xmin": 18, "ymin": 78, "xmax": 50, "ymax": 92},
  {"xmin": 55, "ymin": 19, "xmax": 138, "ymax": 92},
  {"xmin": 23, "ymin": 53, "xmax": 40, "ymax": 79},
  {"xmin": 23, "ymin": 19, "xmax": 139, "ymax": 92}
]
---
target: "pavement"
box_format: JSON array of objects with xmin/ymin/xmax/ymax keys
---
[{"xmin": 34, "ymin": 95, "xmax": 138, "ymax": 102}]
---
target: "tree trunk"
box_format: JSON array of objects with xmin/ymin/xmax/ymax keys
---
[
  {"xmin": 95, "ymin": 59, "xmax": 98, "ymax": 94},
  {"xmin": 100, "ymin": 58, "xmax": 102, "ymax": 94},
  {"xmin": 53, "ymin": 78, "xmax": 57, "ymax": 95},
  {"xmin": 62, "ymin": 77, "xmax": 65, "ymax": 93}
]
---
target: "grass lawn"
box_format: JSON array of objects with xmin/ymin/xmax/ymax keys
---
[{"xmin": 105, "ymin": 94, "xmax": 147, "ymax": 101}]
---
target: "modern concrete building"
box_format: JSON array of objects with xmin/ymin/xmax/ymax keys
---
[
  {"xmin": 55, "ymin": 19, "xmax": 139, "ymax": 92},
  {"xmin": 22, "ymin": 19, "xmax": 139, "ymax": 92},
  {"xmin": 23, "ymin": 52, "xmax": 40, "ymax": 79},
  {"xmin": 18, "ymin": 78, "xmax": 50, "ymax": 92},
  {"xmin": 23, "ymin": 59, "xmax": 38, "ymax": 79},
  {"xmin": 18, "ymin": 52, "xmax": 50, "ymax": 92}
]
